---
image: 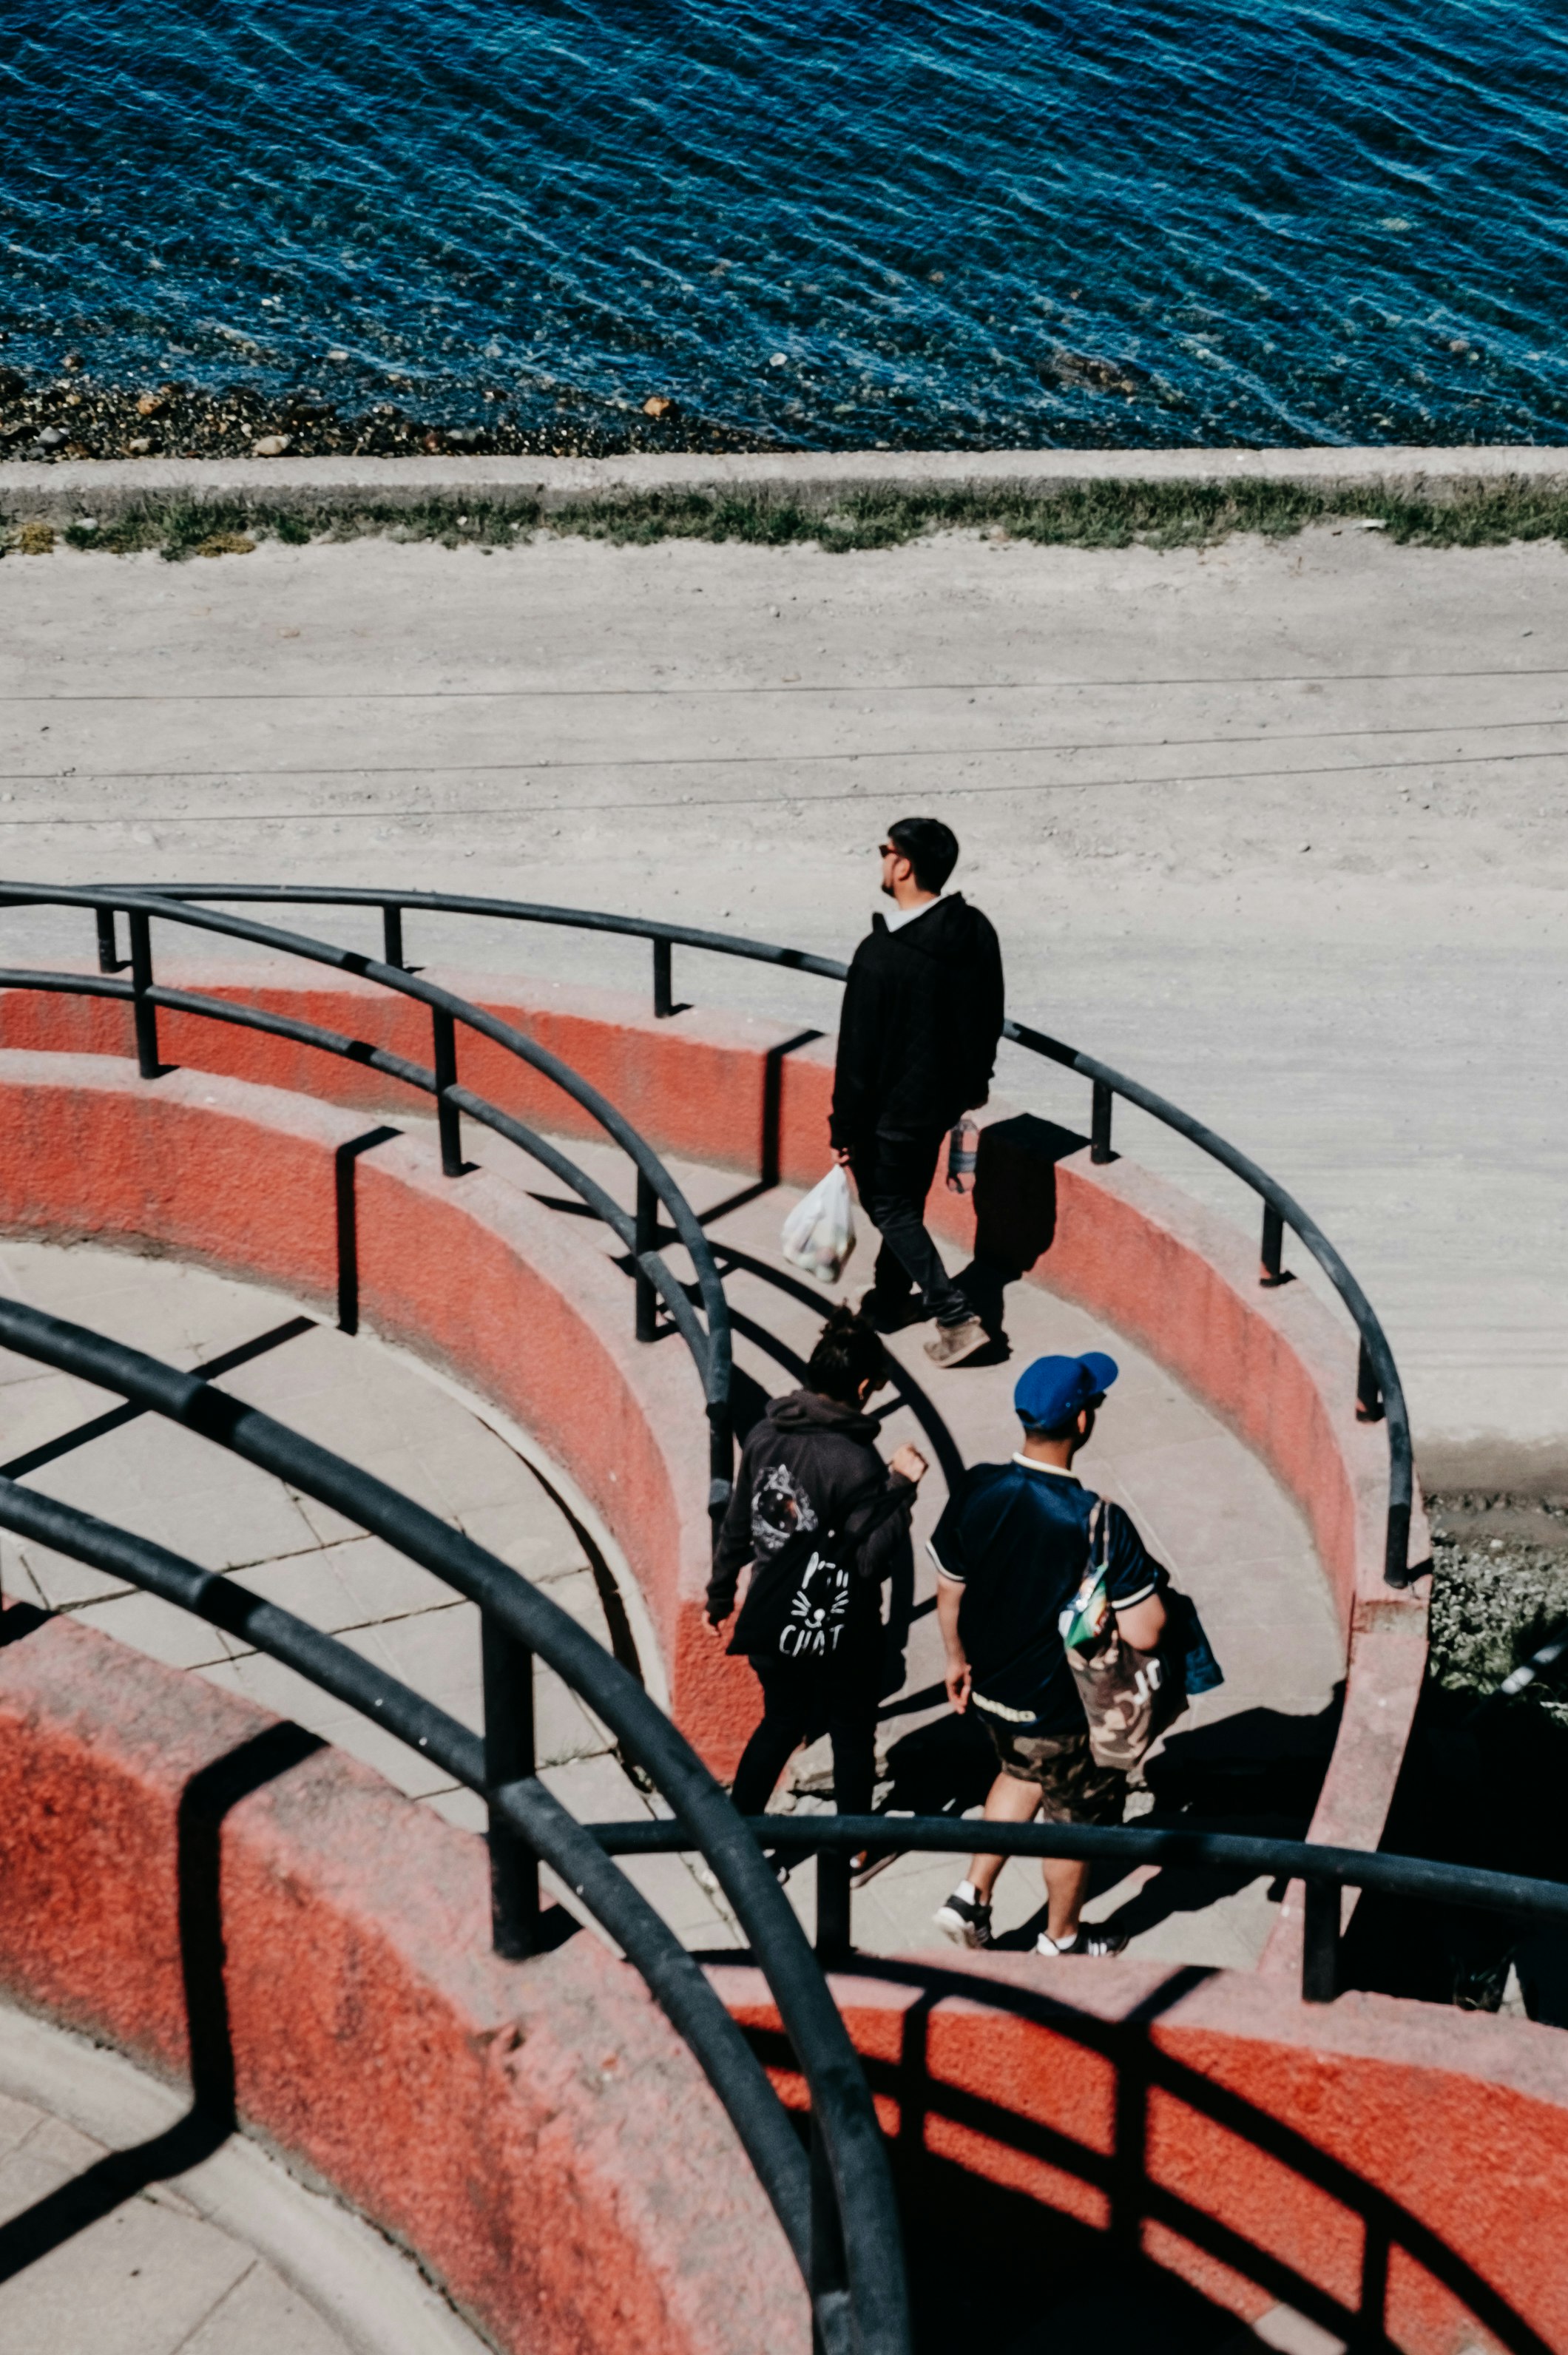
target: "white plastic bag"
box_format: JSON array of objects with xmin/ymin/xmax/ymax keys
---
[{"xmin": 780, "ymin": 1164, "xmax": 857, "ymax": 1286}]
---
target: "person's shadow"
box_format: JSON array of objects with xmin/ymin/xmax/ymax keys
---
[{"xmin": 868, "ymin": 1691, "xmax": 1344, "ymax": 1951}]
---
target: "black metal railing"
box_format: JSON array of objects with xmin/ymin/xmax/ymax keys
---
[
  {"xmin": 105, "ymin": 882, "xmax": 1414, "ymax": 1587},
  {"xmin": 0, "ymin": 886, "xmax": 1546, "ymax": 2352},
  {"xmin": 584, "ymin": 1811, "xmax": 1568, "ymax": 2010},
  {"xmin": 0, "ymin": 884, "xmax": 736, "ymax": 1529},
  {"xmin": 0, "ymin": 1292, "xmax": 905, "ymax": 2355},
  {"xmin": 1, "ymin": 1309, "xmax": 1561, "ymax": 2354}
]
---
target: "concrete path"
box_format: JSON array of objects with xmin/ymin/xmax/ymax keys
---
[
  {"xmin": 0, "ymin": 521, "xmax": 1561, "ymax": 1490},
  {"xmin": 0, "ymin": 1997, "xmax": 485, "ymax": 2355}
]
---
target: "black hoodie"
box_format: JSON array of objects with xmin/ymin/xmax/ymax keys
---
[
  {"xmin": 709, "ymin": 1389, "xmax": 915, "ymax": 1652},
  {"xmin": 829, "ymin": 893, "xmax": 1005, "ymax": 1148}
]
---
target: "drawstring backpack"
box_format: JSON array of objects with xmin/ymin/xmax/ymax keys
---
[
  {"xmin": 729, "ymin": 1477, "xmax": 909, "ymax": 1670},
  {"xmin": 1060, "ymin": 1499, "xmax": 1223, "ymax": 1771}
]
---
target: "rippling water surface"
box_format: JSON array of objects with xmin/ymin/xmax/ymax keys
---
[{"xmin": 4, "ymin": 1, "xmax": 1567, "ymax": 446}]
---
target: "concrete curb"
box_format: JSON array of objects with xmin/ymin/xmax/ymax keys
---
[
  {"xmin": 4, "ymin": 444, "xmax": 1568, "ymax": 520},
  {"xmin": 0, "ymin": 1998, "xmax": 488, "ymax": 2355}
]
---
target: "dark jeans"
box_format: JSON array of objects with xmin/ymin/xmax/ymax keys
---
[
  {"xmin": 731, "ymin": 1655, "xmax": 879, "ymax": 1820},
  {"xmin": 851, "ymin": 1126, "xmax": 970, "ymax": 1327}
]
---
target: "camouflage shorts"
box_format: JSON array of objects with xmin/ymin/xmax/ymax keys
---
[{"xmin": 977, "ymin": 1714, "xmax": 1126, "ymax": 1825}]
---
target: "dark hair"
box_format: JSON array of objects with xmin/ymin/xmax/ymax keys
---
[
  {"xmin": 888, "ymin": 816, "xmax": 959, "ymax": 894},
  {"xmin": 1020, "ymin": 1399, "xmax": 1100, "ymax": 1445},
  {"xmin": 807, "ymin": 1306, "xmax": 888, "ymax": 1405}
]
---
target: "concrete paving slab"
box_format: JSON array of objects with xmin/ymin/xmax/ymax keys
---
[
  {"xmin": 178, "ymin": 2262, "xmax": 354, "ymax": 2355},
  {"xmin": 71, "ymin": 1589, "xmax": 244, "ymax": 1672}
]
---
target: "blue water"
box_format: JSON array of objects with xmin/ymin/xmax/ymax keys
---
[{"xmin": 4, "ymin": 1, "xmax": 1567, "ymax": 447}]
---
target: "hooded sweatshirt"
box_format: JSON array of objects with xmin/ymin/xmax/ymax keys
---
[
  {"xmin": 709, "ymin": 1389, "xmax": 915, "ymax": 1648},
  {"xmin": 829, "ymin": 893, "xmax": 1005, "ymax": 1148}
]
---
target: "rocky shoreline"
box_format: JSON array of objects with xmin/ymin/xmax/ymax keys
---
[{"xmin": 0, "ymin": 363, "xmax": 775, "ymax": 463}]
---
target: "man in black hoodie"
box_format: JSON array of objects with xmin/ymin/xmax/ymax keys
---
[
  {"xmin": 831, "ymin": 817, "xmax": 1004, "ymax": 1369},
  {"xmin": 707, "ymin": 1308, "xmax": 926, "ymax": 1822}
]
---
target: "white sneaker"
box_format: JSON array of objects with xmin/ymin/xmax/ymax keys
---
[{"xmin": 1036, "ymin": 1924, "xmax": 1128, "ymax": 1958}]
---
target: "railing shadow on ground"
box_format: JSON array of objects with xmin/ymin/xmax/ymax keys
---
[
  {"xmin": 858, "ymin": 1685, "xmax": 1344, "ymax": 1956},
  {"xmin": 0, "ymin": 1671, "xmax": 319, "ymax": 2287},
  {"xmin": 734, "ymin": 1954, "xmax": 1555, "ymax": 2355}
]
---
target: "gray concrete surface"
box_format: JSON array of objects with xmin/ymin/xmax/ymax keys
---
[
  {"xmin": 4, "ymin": 443, "xmax": 1568, "ymax": 520},
  {"xmin": 0, "ymin": 1997, "xmax": 487, "ymax": 2355},
  {"xmin": 0, "ymin": 523, "xmax": 1561, "ymax": 1484}
]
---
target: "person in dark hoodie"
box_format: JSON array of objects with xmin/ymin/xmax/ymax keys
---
[
  {"xmin": 707, "ymin": 1308, "xmax": 927, "ymax": 1822},
  {"xmin": 831, "ymin": 817, "xmax": 1004, "ymax": 1370}
]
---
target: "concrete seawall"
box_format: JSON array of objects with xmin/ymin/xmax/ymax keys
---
[{"xmin": 4, "ymin": 443, "xmax": 1568, "ymax": 519}]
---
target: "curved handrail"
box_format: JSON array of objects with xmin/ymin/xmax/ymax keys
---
[
  {"xmin": 111, "ymin": 882, "xmax": 1414, "ymax": 1587},
  {"xmin": 589, "ymin": 1812, "xmax": 1568, "ymax": 1940},
  {"xmin": 0, "ymin": 883, "xmax": 737, "ymax": 1517},
  {"xmin": 0, "ymin": 1292, "xmax": 908, "ymax": 2355}
]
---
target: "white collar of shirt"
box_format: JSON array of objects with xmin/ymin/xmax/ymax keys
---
[
  {"xmin": 882, "ymin": 893, "xmax": 942, "ymax": 933},
  {"xmin": 1011, "ymin": 1454, "xmax": 1079, "ymax": 1479}
]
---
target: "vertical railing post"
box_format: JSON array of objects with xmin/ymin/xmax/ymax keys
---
[
  {"xmin": 1090, "ymin": 1079, "xmax": 1113, "ymax": 1163},
  {"xmin": 431, "ymin": 1006, "xmax": 463, "ymax": 1175},
  {"xmin": 808, "ymin": 2108, "xmax": 851, "ymax": 2355},
  {"xmin": 382, "ymin": 904, "xmax": 405, "ymax": 970},
  {"xmin": 708, "ymin": 1406, "xmax": 733, "ymax": 1538},
  {"xmin": 481, "ymin": 1613, "xmax": 541, "ymax": 1959},
  {"xmin": 1301, "ymin": 1876, "xmax": 1339, "ymax": 2004},
  {"xmin": 635, "ymin": 1169, "xmax": 658, "ymax": 1341},
  {"xmin": 1356, "ymin": 1338, "xmax": 1385, "ymax": 1423},
  {"xmin": 815, "ymin": 1845, "xmax": 852, "ymax": 1964},
  {"xmin": 1260, "ymin": 1200, "xmax": 1285, "ymax": 1286},
  {"xmin": 95, "ymin": 908, "xmax": 123, "ymax": 974},
  {"xmin": 126, "ymin": 908, "xmax": 161, "ymax": 1079},
  {"xmin": 652, "ymin": 936, "xmax": 674, "ymax": 1020}
]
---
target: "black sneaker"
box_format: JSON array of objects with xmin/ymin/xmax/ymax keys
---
[
  {"xmin": 1035, "ymin": 1924, "xmax": 1128, "ymax": 1958},
  {"xmin": 933, "ymin": 1889, "xmax": 993, "ymax": 1948}
]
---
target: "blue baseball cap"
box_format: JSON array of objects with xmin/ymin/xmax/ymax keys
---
[{"xmin": 1013, "ymin": 1351, "xmax": 1119, "ymax": 1431}]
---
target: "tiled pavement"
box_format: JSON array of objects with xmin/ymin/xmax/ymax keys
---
[
  {"xmin": 0, "ymin": 1120, "xmax": 1344, "ymax": 1970},
  {"xmin": 0, "ymin": 1998, "xmax": 486, "ymax": 2355}
]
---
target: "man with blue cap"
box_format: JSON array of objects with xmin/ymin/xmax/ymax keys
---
[{"xmin": 930, "ymin": 1348, "xmax": 1166, "ymax": 1956}]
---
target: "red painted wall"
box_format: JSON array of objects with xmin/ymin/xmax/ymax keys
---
[
  {"xmin": 0, "ymin": 1053, "xmax": 756, "ymax": 1765},
  {"xmin": 0, "ymin": 1605, "xmax": 805, "ymax": 2355},
  {"xmin": 715, "ymin": 1955, "xmax": 1568, "ymax": 2355}
]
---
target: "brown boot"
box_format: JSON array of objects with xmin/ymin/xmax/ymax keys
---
[{"xmin": 922, "ymin": 1314, "xmax": 988, "ymax": 1368}]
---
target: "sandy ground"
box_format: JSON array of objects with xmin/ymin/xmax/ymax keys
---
[{"xmin": 0, "ymin": 524, "xmax": 1563, "ymax": 1484}]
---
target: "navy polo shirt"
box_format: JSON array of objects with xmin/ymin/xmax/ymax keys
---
[{"xmin": 929, "ymin": 1457, "xmax": 1158, "ymax": 1737}]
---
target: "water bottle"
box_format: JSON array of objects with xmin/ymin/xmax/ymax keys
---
[{"xmin": 945, "ymin": 1117, "xmax": 979, "ymax": 1195}]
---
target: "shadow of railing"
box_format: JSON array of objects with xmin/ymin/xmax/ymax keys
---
[
  {"xmin": 0, "ymin": 1719, "xmax": 320, "ymax": 2285},
  {"xmin": 741, "ymin": 1954, "xmax": 1553, "ymax": 2355}
]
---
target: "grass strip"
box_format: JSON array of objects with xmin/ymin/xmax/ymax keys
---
[{"xmin": 5, "ymin": 476, "xmax": 1568, "ymax": 559}]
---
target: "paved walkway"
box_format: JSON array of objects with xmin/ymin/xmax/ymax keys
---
[
  {"xmin": 0, "ymin": 1998, "xmax": 484, "ymax": 2355},
  {"xmin": 1, "ymin": 522, "xmax": 1563, "ymax": 1488},
  {"xmin": 0, "ymin": 1098, "xmax": 1342, "ymax": 1967}
]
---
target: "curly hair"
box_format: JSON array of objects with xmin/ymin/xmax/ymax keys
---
[{"xmin": 805, "ymin": 1305, "xmax": 888, "ymax": 1404}]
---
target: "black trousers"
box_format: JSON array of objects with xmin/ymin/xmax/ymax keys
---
[
  {"xmin": 851, "ymin": 1126, "xmax": 970, "ymax": 1326},
  {"xmin": 731, "ymin": 1655, "xmax": 879, "ymax": 1820}
]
